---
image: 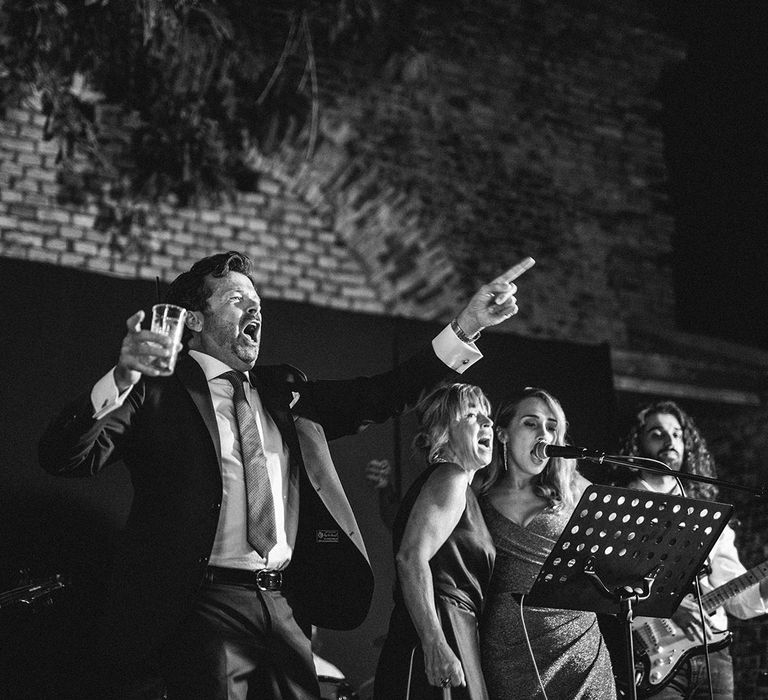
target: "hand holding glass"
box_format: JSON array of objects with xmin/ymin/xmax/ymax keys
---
[{"xmin": 148, "ymin": 303, "xmax": 187, "ymax": 375}]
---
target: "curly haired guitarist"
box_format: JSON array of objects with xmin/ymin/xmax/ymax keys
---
[{"xmin": 621, "ymin": 400, "xmax": 768, "ymax": 699}]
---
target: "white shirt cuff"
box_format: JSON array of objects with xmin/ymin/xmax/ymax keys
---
[
  {"xmin": 432, "ymin": 324, "xmax": 482, "ymax": 374},
  {"xmin": 91, "ymin": 368, "xmax": 133, "ymax": 419}
]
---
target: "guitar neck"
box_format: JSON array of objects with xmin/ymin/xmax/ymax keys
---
[
  {"xmin": 702, "ymin": 559, "xmax": 768, "ymax": 613},
  {"xmin": 0, "ymin": 576, "xmax": 65, "ymax": 610}
]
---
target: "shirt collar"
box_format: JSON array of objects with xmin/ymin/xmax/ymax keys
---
[{"xmin": 188, "ymin": 350, "xmax": 253, "ymax": 386}]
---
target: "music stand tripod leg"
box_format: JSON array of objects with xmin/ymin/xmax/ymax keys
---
[
  {"xmin": 619, "ymin": 591, "xmax": 639, "ymax": 700},
  {"xmin": 587, "ymin": 563, "xmax": 647, "ymax": 700}
]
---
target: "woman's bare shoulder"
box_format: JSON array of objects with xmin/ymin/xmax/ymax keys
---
[{"xmin": 572, "ymin": 471, "xmax": 593, "ymax": 497}]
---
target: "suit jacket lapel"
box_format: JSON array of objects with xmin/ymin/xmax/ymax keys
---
[
  {"xmin": 251, "ymin": 369, "xmax": 369, "ymax": 562},
  {"xmin": 175, "ymin": 354, "xmax": 223, "ymax": 469}
]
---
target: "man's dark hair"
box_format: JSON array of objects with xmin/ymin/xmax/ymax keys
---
[
  {"xmin": 165, "ymin": 251, "xmax": 256, "ymax": 346},
  {"xmin": 621, "ymin": 399, "xmax": 718, "ymax": 500}
]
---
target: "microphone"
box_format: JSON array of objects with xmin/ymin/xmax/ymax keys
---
[{"xmin": 533, "ymin": 441, "xmax": 606, "ymax": 461}]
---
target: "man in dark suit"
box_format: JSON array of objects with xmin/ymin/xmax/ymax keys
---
[{"xmin": 39, "ymin": 251, "xmax": 531, "ymax": 699}]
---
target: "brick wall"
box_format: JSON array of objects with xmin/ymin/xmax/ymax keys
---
[
  {"xmin": 1, "ymin": 0, "xmax": 684, "ymax": 347},
  {"xmin": 0, "ymin": 104, "xmax": 386, "ymax": 314},
  {"xmin": 700, "ymin": 407, "xmax": 768, "ymax": 699}
]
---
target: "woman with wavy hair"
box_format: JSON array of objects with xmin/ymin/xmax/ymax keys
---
[
  {"xmin": 374, "ymin": 382, "xmax": 496, "ymax": 700},
  {"xmin": 477, "ymin": 387, "xmax": 615, "ymax": 700}
]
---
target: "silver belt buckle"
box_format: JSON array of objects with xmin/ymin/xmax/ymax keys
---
[{"xmin": 256, "ymin": 569, "xmax": 282, "ymax": 591}]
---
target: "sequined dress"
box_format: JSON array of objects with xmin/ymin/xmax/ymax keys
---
[{"xmin": 480, "ymin": 498, "xmax": 616, "ymax": 700}]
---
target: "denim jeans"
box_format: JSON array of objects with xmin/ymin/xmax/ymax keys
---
[{"xmin": 652, "ymin": 648, "xmax": 734, "ymax": 700}]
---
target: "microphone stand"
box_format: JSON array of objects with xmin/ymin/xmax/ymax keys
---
[{"xmin": 580, "ymin": 452, "xmax": 767, "ymax": 499}]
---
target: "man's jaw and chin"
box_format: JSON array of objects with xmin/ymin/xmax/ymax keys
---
[
  {"xmin": 231, "ymin": 344, "xmax": 259, "ymax": 371},
  {"xmin": 657, "ymin": 450, "xmax": 682, "ymax": 471},
  {"xmin": 187, "ymin": 336, "xmax": 259, "ymax": 372},
  {"xmin": 236, "ymin": 331, "xmax": 260, "ymax": 364}
]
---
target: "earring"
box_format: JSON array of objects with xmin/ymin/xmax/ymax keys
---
[{"xmin": 502, "ymin": 441, "xmax": 509, "ymax": 472}]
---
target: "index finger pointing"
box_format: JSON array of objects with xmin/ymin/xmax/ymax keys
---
[{"xmin": 494, "ymin": 256, "xmax": 536, "ymax": 284}]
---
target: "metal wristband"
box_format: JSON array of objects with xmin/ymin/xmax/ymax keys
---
[{"xmin": 450, "ymin": 318, "xmax": 481, "ymax": 344}]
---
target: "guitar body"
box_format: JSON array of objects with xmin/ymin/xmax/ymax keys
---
[
  {"xmin": 630, "ymin": 556, "xmax": 768, "ymax": 696},
  {"xmin": 633, "ymin": 615, "xmax": 732, "ymax": 696}
]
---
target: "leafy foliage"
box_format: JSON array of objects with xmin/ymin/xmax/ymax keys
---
[{"xmin": 0, "ymin": 0, "xmax": 385, "ymax": 203}]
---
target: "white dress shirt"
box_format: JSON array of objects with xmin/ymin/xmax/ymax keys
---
[
  {"xmin": 89, "ymin": 323, "xmax": 481, "ymax": 571},
  {"xmin": 699, "ymin": 523, "xmax": 768, "ymax": 629},
  {"xmin": 189, "ymin": 350, "xmax": 295, "ymax": 570}
]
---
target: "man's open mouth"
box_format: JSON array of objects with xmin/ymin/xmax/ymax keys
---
[{"xmin": 243, "ymin": 322, "xmax": 260, "ymax": 341}]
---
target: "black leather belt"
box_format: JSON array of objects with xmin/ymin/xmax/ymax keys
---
[{"xmin": 205, "ymin": 566, "xmax": 285, "ymax": 591}]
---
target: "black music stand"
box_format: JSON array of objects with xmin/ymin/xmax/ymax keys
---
[{"xmin": 525, "ymin": 485, "xmax": 733, "ymax": 700}]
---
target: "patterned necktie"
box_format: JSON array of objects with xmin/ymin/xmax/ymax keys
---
[{"xmin": 219, "ymin": 371, "xmax": 276, "ymax": 558}]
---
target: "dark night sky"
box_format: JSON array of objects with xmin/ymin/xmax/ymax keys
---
[{"xmin": 653, "ymin": 2, "xmax": 768, "ymax": 351}]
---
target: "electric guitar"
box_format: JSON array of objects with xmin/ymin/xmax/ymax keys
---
[
  {"xmin": 632, "ymin": 558, "xmax": 768, "ymax": 696},
  {"xmin": 0, "ymin": 574, "xmax": 66, "ymax": 619}
]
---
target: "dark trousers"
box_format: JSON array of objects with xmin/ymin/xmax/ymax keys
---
[{"xmin": 162, "ymin": 579, "xmax": 320, "ymax": 700}]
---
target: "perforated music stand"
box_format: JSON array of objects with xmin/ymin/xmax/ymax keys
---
[{"xmin": 525, "ymin": 484, "xmax": 733, "ymax": 700}]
